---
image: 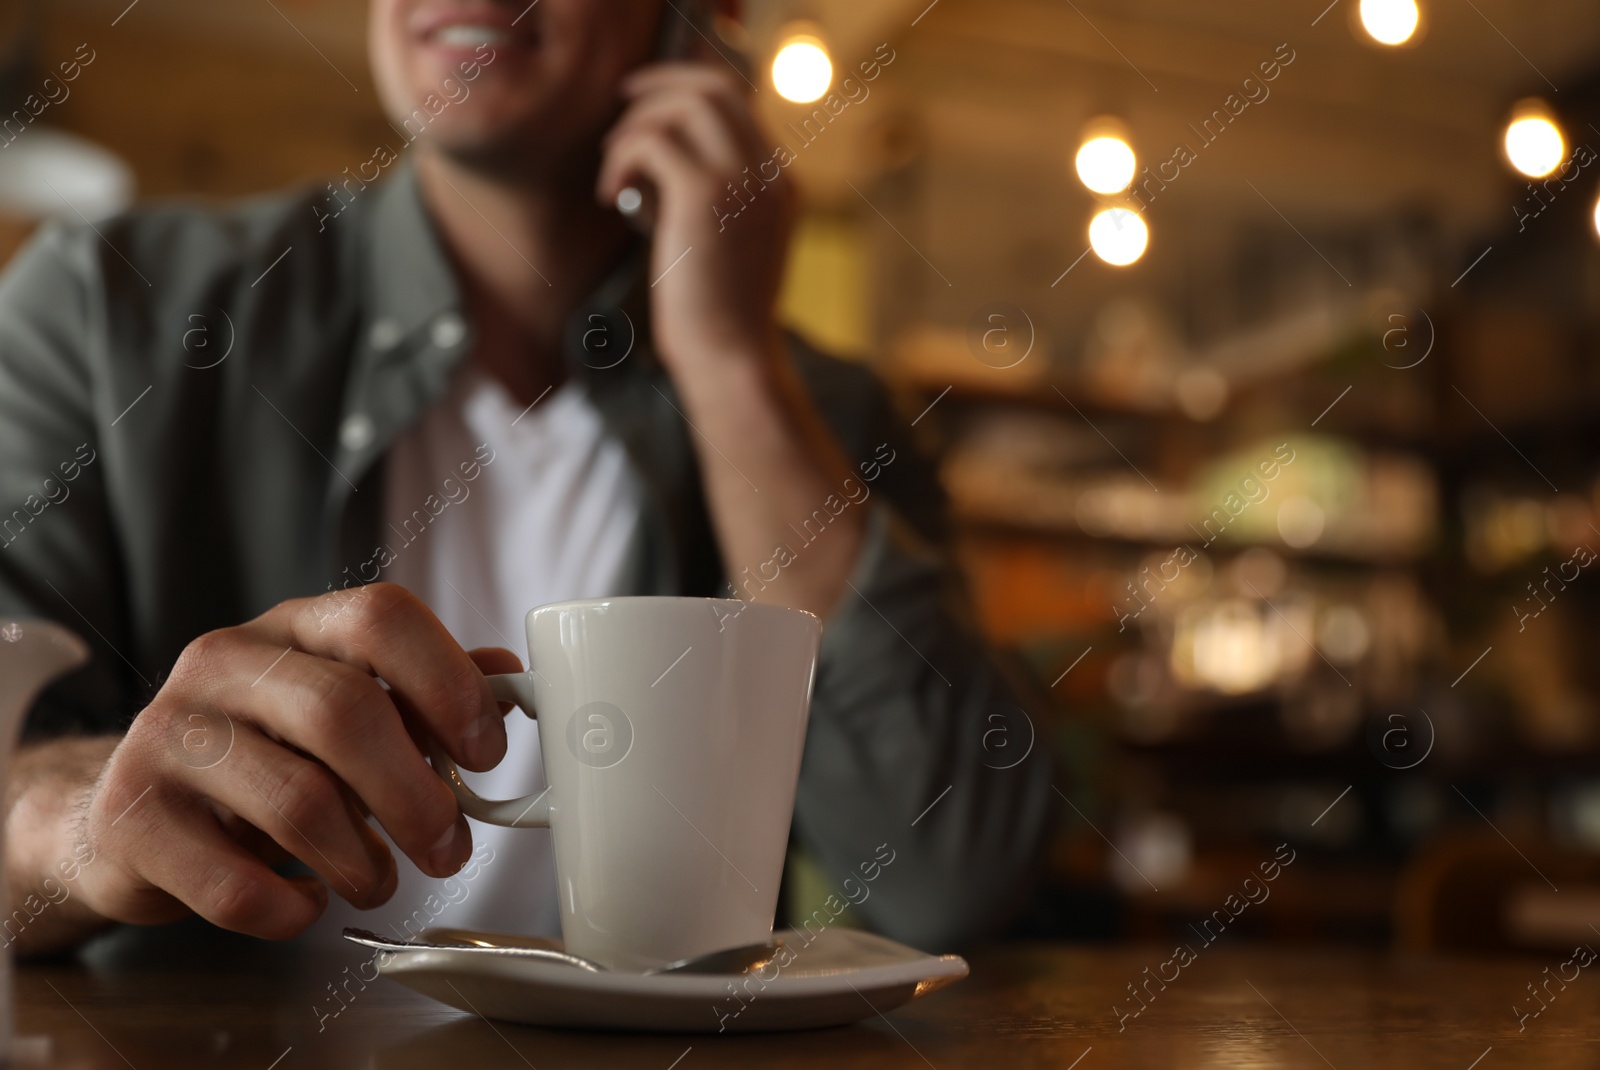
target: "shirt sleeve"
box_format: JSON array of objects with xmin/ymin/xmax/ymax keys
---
[
  {"xmin": 0, "ymin": 222, "xmax": 135, "ymax": 739},
  {"xmin": 789, "ymin": 379, "xmax": 1057, "ymax": 950}
]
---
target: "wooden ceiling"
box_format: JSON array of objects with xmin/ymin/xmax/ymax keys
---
[
  {"xmin": 749, "ymin": 0, "xmax": 1600, "ymax": 233},
  {"xmin": 737, "ymin": 0, "xmax": 1600, "ymax": 359},
  {"xmin": 43, "ymin": 0, "xmax": 1600, "ymax": 235}
]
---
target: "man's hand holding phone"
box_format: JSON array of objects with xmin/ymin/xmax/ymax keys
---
[
  {"xmin": 595, "ymin": 59, "xmax": 794, "ymax": 380},
  {"xmin": 593, "ymin": 43, "xmax": 865, "ymax": 624}
]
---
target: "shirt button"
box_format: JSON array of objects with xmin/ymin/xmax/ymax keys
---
[
  {"xmin": 369, "ymin": 319, "xmax": 403, "ymax": 351},
  {"xmin": 340, "ymin": 414, "xmax": 375, "ymax": 452},
  {"xmin": 431, "ymin": 312, "xmax": 467, "ymax": 350}
]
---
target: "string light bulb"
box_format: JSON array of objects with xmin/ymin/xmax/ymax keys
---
[
  {"xmin": 1089, "ymin": 207, "xmax": 1148, "ymax": 266},
  {"xmin": 1074, "ymin": 117, "xmax": 1137, "ymax": 194},
  {"xmin": 1503, "ymin": 101, "xmax": 1565, "ymax": 178},
  {"xmin": 1358, "ymin": 0, "xmax": 1420, "ymax": 45},
  {"xmin": 772, "ymin": 25, "xmax": 832, "ymax": 104},
  {"xmin": 1076, "ymin": 135, "xmax": 1137, "ymax": 194}
]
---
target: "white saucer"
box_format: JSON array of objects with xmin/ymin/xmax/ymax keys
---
[{"xmin": 375, "ymin": 926, "xmax": 968, "ymax": 1033}]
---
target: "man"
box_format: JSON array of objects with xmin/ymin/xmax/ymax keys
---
[{"xmin": 0, "ymin": 0, "xmax": 1052, "ymax": 954}]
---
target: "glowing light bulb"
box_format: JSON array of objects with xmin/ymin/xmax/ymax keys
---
[
  {"xmin": 1088, "ymin": 207, "xmax": 1148, "ymax": 266},
  {"xmin": 772, "ymin": 36, "xmax": 832, "ymax": 104},
  {"xmin": 1358, "ymin": 0, "xmax": 1420, "ymax": 45},
  {"xmin": 1592, "ymin": 193, "xmax": 1600, "ymax": 239},
  {"xmin": 1075, "ymin": 135, "xmax": 1137, "ymax": 194},
  {"xmin": 1504, "ymin": 111, "xmax": 1565, "ymax": 178}
]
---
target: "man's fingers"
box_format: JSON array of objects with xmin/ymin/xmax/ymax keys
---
[
  {"xmin": 205, "ymin": 648, "xmax": 472, "ymax": 880},
  {"xmin": 256, "ymin": 584, "xmax": 506, "ymax": 773},
  {"xmin": 605, "ymin": 89, "xmax": 750, "ymax": 176},
  {"xmin": 174, "ymin": 721, "xmax": 397, "ymax": 907},
  {"xmin": 597, "ymin": 126, "xmax": 706, "ymax": 214},
  {"xmin": 79, "ymin": 596, "xmax": 520, "ymax": 943},
  {"xmin": 216, "ymin": 812, "xmax": 296, "ymax": 866},
  {"xmin": 114, "ymin": 789, "xmax": 328, "ymax": 940},
  {"xmin": 467, "ymin": 647, "xmax": 524, "ymax": 716},
  {"xmin": 467, "ymin": 646, "xmax": 523, "ymax": 674},
  {"xmin": 622, "ymin": 62, "xmax": 747, "ymax": 105}
]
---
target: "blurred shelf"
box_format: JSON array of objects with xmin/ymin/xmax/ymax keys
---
[
  {"xmin": 950, "ymin": 519, "xmax": 1437, "ymax": 567},
  {"xmin": 886, "ymin": 369, "xmax": 1172, "ymax": 424},
  {"xmin": 953, "ymin": 511, "xmax": 1433, "ymax": 565},
  {"xmin": 1114, "ymin": 711, "xmax": 1600, "ymax": 783},
  {"xmin": 888, "ymin": 349, "xmax": 1440, "ymax": 446}
]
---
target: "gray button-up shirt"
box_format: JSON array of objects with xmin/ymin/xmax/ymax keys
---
[{"xmin": 0, "ymin": 161, "xmax": 1053, "ymax": 947}]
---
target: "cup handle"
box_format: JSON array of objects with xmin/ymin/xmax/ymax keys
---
[{"xmin": 427, "ymin": 672, "xmax": 551, "ymax": 828}]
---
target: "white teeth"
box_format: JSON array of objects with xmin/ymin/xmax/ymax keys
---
[{"xmin": 432, "ymin": 25, "xmax": 513, "ymax": 47}]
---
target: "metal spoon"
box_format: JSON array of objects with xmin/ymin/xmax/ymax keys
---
[{"xmin": 342, "ymin": 927, "xmax": 779, "ymax": 976}]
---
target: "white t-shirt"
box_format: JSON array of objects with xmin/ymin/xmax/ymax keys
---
[{"xmin": 313, "ymin": 360, "xmax": 642, "ymax": 942}]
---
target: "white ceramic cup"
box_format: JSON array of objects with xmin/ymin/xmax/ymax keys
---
[{"xmin": 429, "ymin": 596, "xmax": 822, "ymax": 972}]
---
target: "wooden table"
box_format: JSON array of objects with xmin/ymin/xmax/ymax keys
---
[{"xmin": 16, "ymin": 922, "xmax": 1600, "ymax": 1068}]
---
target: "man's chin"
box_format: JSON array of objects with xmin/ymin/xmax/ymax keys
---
[
  {"xmin": 413, "ymin": 131, "xmax": 560, "ymax": 186},
  {"xmin": 412, "ymin": 117, "xmax": 603, "ymax": 188}
]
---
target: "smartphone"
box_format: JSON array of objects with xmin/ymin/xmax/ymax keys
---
[
  {"xmin": 616, "ymin": 0, "xmax": 718, "ymax": 229},
  {"xmin": 656, "ymin": 0, "xmax": 712, "ymax": 64}
]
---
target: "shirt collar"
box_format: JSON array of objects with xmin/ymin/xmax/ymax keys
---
[
  {"xmin": 363, "ymin": 158, "xmax": 463, "ymax": 350},
  {"xmin": 360, "ymin": 156, "xmax": 658, "ymax": 379}
]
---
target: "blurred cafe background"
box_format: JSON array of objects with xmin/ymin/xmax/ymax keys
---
[{"xmin": 12, "ymin": 0, "xmax": 1600, "ymax": 954}]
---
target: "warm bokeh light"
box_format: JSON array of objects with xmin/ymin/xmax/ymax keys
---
[
  {"xmin": 772, "ymin": 35, "xmax": 833, "ymax": 104},
  {"xmin": 1592, "ymin": 192, "xmax": 1600, "ymax": 240},
  {"xmin": 1089, "ymin": 207, "xmax": 1149, "ymax": 266},
  {"xmin": 1277, "ymin": 496, "xmax": 1328, "ymax": 549},
  {"xmin": 1180, "ymin": 601, "xmax": 1284, "ymax": 695},
  {"xmin": 1504, "ymin": 110, "xmax": 1565, "ymax": 177},
  {"xmin": 1075, "ymin": 135, "xmax": 1137, "ymax": 194},
  {"xmin": 1358, "ymin": 0, "xmax": 1420, "ymax": 45}
]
